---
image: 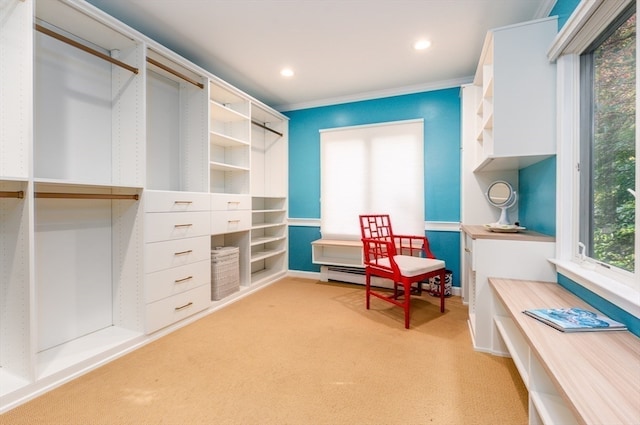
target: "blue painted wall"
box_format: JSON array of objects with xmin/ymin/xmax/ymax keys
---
[
  {"xmin": 550, "ymin": 0, "xmax": 581, "ymax": 30},
  {"xmin": 557, "ymin": 274, "xmax": 640, "ymax": 337},
  {"xmin": 285, "ymin": 88, "xmax": 462, "ymax": 286},
  {"xmin": 519, "ymin": 157, "xmax": 556, "ymax": 236}
]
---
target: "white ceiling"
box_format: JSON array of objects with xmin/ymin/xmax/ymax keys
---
[{"xmin": 85, "ymin": 0, "xmax": 555, "ymax": 111}]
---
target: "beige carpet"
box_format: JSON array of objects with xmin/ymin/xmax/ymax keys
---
[{"xmin": 1, "ymin": 277, "xmax": 528, "ymax": 425}]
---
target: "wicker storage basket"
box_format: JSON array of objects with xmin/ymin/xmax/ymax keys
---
[{"xmin": 211, "ymin": 246, "xmax": 240, "ymax": 300}]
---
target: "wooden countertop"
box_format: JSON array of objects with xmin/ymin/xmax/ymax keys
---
[
  {"xmin": 461, "ymin": 224, "xmax": 555, "ymax": 242},
  {"xmin": 490, "ymin": 278, "xmax": 640, "ymax": 425}
]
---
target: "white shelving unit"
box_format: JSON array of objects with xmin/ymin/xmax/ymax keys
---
[
  {"xmin": 462, "ymin": 225, "xmax": 555, "ymax": 354},
  {"xmin": 209, "ymin": 81, "xmax": 251, "ymax": 195},
  {"xmin": 490, "ymin": 278, "xmax": 640, "ymax": 425},
  {"xmin": 0, "ymin": 0, "xmax": 288, "ymax": 413},
  {"xmin": 250, "ymin": 197, "xmax": 287, "ymax": 285},
  {"xmin": 472, "ymin": 17, "xmax": 557, "ymax": 172},
  {"xmin": 250, "ymin": 104, "xmax": 288, "ymax": 285},
  {"xmin": 32, "ymin": 0, "xmax": 146, "ymax": 386},
  {"xmin": 144, "ymin": 41, "xmax": 211, "ymax": 334}
]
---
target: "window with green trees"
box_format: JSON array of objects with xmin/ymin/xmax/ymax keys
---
[{"xmin": 580, "ymin": 6, "xmax": 636, "ymax": 278}]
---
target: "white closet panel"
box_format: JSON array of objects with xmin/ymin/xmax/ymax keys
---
[
  {"xmin": 35, "ymin": 198, "xmax": 113, "ymax": 351},
  {"xmin": 34, "ymin": 33, "xmax": 112, "ymax": 184}
]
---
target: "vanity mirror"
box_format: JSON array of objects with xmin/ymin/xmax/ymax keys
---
[{"xmin": 486, "ymin": 180, "xmax": 517, "ymax": 226}]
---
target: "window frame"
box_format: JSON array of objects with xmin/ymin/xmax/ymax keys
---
[
  {"xmin": 549, "ymin": 0, "xmax": 639, "ymax": 317},
  {"xmin": 579, "ymin": 5, "xmax": 636, "ymax": 280}
]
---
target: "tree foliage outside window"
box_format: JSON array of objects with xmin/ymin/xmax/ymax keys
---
[{"xmin": 582, "ymin": 10, "xmax": 636, "ymax": 273}]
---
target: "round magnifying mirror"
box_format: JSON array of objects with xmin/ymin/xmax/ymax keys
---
[
  {"xmin": 487, "ymin": 181, "xmax": 513, "ymax": 207},
  {"xmin": 486, "ymin": 181, "xmax": 517, "ymax": 225}
]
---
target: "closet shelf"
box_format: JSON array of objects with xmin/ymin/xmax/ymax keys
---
[{"xmin": 209, "ymin": 162, "xmax": 249, "ymax": 172}]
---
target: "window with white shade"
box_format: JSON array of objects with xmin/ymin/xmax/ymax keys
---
[{"xmin": 320, "ymin": 119, "xmax": 424, "ymax": 240}]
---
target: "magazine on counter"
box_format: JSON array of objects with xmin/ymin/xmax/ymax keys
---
[{"xmin": 523, "ymin": 307, "xmax": 627, "ymax": 332}]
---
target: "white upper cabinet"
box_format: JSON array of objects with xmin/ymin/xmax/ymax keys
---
[{"xmin": 472, "ymin": 17, "xmax": 557, "ymax": 172}]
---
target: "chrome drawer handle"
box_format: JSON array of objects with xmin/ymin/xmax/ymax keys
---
[
  {"xmin": 174, "ymin": 223, "xmax": 193, "ymax": 228},
  {"xmin": 228, "ymin": 219, "xmax": 240, "ymax": 223},
  {"xmin": 174, "ymin": 201, "xmax": 193, "ymax": 205},
  {"xmin": 174, "ymin": 276, "xmax": 193, "ymax": 283},
  {"xmin": 175, "ymin": 302, "xmax": 193, "ymax": 311},
  {"xmin": 174, "ymin": 250, "xmax": 193, "ymax": 256}
]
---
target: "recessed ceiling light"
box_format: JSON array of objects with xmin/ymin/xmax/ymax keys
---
[
  {"xmin": 414, "ymin": 39, "xmax": 431, "ymax": 51},
  {"xmin": 280, "ymin": 68, "xmax": 294, "ymax": 77}
]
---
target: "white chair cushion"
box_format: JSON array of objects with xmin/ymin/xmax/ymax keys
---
[{"xmin": 374, "ymin": 255, "xmax": 445, "ymax": 277}]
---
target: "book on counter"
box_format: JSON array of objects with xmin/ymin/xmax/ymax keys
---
[{"xmin": 523, "ymin": 307, "xmax": 627, "ymax": 332}]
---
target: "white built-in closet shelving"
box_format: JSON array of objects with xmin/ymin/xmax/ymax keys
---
[
  {"xmin": 144, "ymin": 44, "xmax": 211, "ymax": 334},
  {"xmin": 250, "ymin": 105, "xmax": 288, "ymax": 285},
  {"xmin": 0, "ymin": 0, "xmax": 288, "ymax": 413},
  {"xmin": 33, "ymin": 0, "xmax": 145, "ymax": 389}
]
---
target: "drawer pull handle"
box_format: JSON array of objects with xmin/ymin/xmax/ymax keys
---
[
  {"xmin": 174, "ymin": 200, "xmax": 193, "ymax": 205},
  {"xmin": 174, "ymin": 276, "xmax": 193, "ymax": 283},
  {"xmin": 174, "ymin": 223, "xmax": 193, "ymax": 228},
  {"xmin": 227, "ymin": 201, "xmax": 240, "ymax": 204},
  {"xmin": 464, "ymin": 248, "xmax": 471, "ymax": 253},
  {"xmin": 175, "ymin": 302, "xmax": 193, "ymax": 311},
  {"xmin": 228, "ymin": 219, "xmax": 240, "ymax": 223},
  {"xmin": 174, "ymin": 249, "xmax": 193, "ymax": 256}
]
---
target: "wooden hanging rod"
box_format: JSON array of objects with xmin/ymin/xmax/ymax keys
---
[
  {"xmin": 251, "ymin": 120, "xmax": 283, "ymax": 137},
  {"xmin": 146, "ymin": 57, "xmax": 204, "ymax": 89},
  {"xmin": 35, "ymin": 24, "xmax": 139, "ymax": 75},
  {"xmin": 0, "ymin": 191, "xmax": 24, "ymax": 199},
  {"xmin": 35, "ymin": 192, "xmax": 139, "ymax": 200}
]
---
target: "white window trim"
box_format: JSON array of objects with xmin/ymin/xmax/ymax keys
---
[{"xmin": 551, "ymin": 0, "xmax": 639, "ymax": 318}]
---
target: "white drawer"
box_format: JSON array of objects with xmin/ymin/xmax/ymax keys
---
[
  {"xmin": 211, "ymin": 210, "xmax": 251, "ymax": 235},
  {"xmin": 145, "ymin": 211, "xmax": 210, "ymax": 243},
  {"xmin": 145, "ymin": 284, "xmax": 211, "ymax": 334},
  {"xmin": 144, "ymin": 190, "xmax": 210, "ymax": 212},
  {"xmin": 145, "ymin": 235, "xmax": 210, "ymax": 273},
  {"xmin": 211, "ymin": 193, "xmax": 250, "ymax": 211},
  {"xmin": 145, "ymin": 259, "xmax": 211, "ymax": 303}
]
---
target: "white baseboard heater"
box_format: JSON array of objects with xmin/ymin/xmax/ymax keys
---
[{"xmin": 320, "ymin": 265, "xmax": 395, "ymax": 290}]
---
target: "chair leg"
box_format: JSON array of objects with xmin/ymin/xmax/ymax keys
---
[
  {"xmin": 404, "ymin": 282, "xmax": 411, "ymax": 329},
  {"xmin": 439, "ymin": 270, "xmax": 445, "ymax": 313},
  {"xmin": 365, "ymin": 273, "xmax": 371, "ymax": 310}
]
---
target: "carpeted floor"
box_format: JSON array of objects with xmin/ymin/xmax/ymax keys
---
[{"xmin": 0, "ymin": 277, "xmax": 528, "ymax": 424}]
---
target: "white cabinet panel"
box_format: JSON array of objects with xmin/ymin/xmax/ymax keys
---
[
  {"xmin": 144, "ymin": 190, "xmax": 210, "ymax": 212},
  {"xmin": 211, "ymin": 210, "xmax": 251, "ymax": 235},
  {"xmin": 145, "ymin": 284, "xmax": 210, "ymax": 333},
  {"xmin": 145, "ymin": 211, "xmax": 210, "ymax": 243},
  {"xmin": 145, "ymin": 235, "xmax": 210, "ymax": 273},
  {"xmin": 145, "ymin": 259, "xmax": 210, "ymax": 304},
  {"xmin": 211, "ymin": 193, "xmax": 250, "ymax": 211}
]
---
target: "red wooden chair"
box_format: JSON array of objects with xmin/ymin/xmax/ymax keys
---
[{"xmin": 359, "ymin": 214, "xmax": 446, "ymax": 328}]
